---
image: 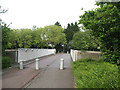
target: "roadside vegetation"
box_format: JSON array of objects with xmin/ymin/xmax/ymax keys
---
[
  {"xmin": 2, "ymin": 56, "xmax": 11, "ymax": 69},
  {"xmin": 72, "ymin": 2, "xmax": 120, "ymax": 88},
  {"xmin": 72, "ymin": 58, "xmax": 119, "ymax": 88}
]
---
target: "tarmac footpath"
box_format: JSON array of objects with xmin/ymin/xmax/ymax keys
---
[
  {"xmin": 2, "ymin": 54, "xmax": 74, "ymax": 88},
  {"xmin": 25, "ymin": 54, "xmax": 74, "ymax": 88}
]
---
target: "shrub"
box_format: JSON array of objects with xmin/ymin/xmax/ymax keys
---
[
  {"xmin": 72, "ymin": 58, "xmax": 119, "ymax": 88},
  {"xmin": 2, "ymin": 56, "xmax": 12, "ymax": 69}
]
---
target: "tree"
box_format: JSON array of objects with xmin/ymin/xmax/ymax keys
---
[
  {"xmin": 31, "ymin": 27, "xmax": 48, "ymax": 48},
  {"xmin": 63, "ymin": 22, "xmax": 79, "ymax": 52},
  {"xmin": 0, "ymin": 6, "xmax": 9, "ymax": 55},
  {"xmin": 7, "ymin": 29, "xmax": 19, "ymax": 49},
  {"xmin": 72, "ymin": 30, "xmax": 99, "ymax": 50},
  {"xmin": 54, "ymin": 21, "xmax": 61, "ymax": 26},
  {"xmin": 64, "ymin": 22, "xmax": 79, "ymax": 43},
  {"xmin": 79, "ymin": 2, "xmax": 120, "ymax": 64},
  {"xmin": 1, "ymin": 24, "xmax": 10, "ymax": 55},
  {"xmin": 43, "ymin": 25, "xmax": 66, "ymax": 48},
  {"xmin": 17, "ymin": 29, "xmax": 33, "ymax": 48}
]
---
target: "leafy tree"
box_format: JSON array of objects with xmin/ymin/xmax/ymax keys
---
[
  {"xmin": 7, "ymin": 29, "xmax": 19, "ymax": 49},
  {"xmin": 1, "ymin": 24, "xmax": 10, "ymax": 55},
  {"xmin": 79, "ymin": 2, "xmax": 120, "ymax": 64},
  {"xmin": 17, "ymin": 29, "xmax": 33, "ymax": 48},
  {"xmin": 72, "ymin": 30, "xmax": 99, "ymax": 50},
  {"xmin": 54, "ymin": 21, "xmax": 61, "ymax": 26},
  {"xmin": 31, "ymin": 27, "xmax": 48, "ymax": 48},
  {"xmin": 64, "ymin": 22, "xmax": 79, "ymax": 43},
  {"xmin": 0, "ymin": 6, "xmax": 10, "ymax": 55},
  {"xmin": 63, "ymin": 22, "xmax": 79, "ymax": 52},
  {"xmin": 43, "ymin": 25, "xmax": 66, "ymax": 48}
]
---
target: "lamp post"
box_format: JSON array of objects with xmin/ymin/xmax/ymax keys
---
[{"xmin": 62, "ymin": 44, "xmax": 64, "ymax": 53}]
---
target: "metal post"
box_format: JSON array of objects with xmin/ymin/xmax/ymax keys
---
[
  {"xmin": 36, "ymin": 58, "xmax": 39, "ymax": 70},
  {"xmin": 20, "ymin": 60, "xmax": 23, "ymax": 69},
  {"xmin": 60, "ymin": 58, "xmax": 64, "ymax": 70}
]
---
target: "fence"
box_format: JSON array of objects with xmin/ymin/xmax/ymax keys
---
[
  {"xmin": 18, "ymin": 48, "xmax": 56, "ymax": 63},
  {"xmin": 70, "ymin": 49, "xmax": 102, "ymax": 61}
]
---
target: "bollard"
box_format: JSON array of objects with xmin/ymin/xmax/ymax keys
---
[
  {"xmin": 36, "ymin": 58, "xmax": 39, "ymax": 70},
  {"xmin": 67, "ymin": 51, "xmax": 69, "ymax": 54},
  {"xmin": 20, "ymin": 60, "xmax": 23, "ymax": 69},
  {"xmin": 60, "ymin": 58, "xmax": 64, "ymax": 70}
]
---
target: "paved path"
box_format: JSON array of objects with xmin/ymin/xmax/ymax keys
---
[
  {"xmin": 26, "ymin": 53, "xmax": 74, "ymax": 88},
  {"xmin": 2, "ymin": 53, "xmax": 74, "ymax": 88}
]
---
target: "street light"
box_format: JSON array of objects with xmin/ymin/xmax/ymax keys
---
[{"xmin": 62, "ymin": 44, "xmax": 64, "ymax": 53}]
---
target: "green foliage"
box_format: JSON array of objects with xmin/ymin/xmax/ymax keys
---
[
  {"xmin": 31, "ymin": 27, "xmax": 47, "ymax": 48},
  {"xmin": 2, "ymin": 56, "xmax": 12, "ymax": 69},
  {"xmin": 54, "ymin": 21, "xmax": 61, "ymax": 26},
  {"xmin": 0, "ymin": 6, "xmax": 9, "ymax": 55},
  {"xmin": 79, "ymin": 2, "xmax": 120, "ymax": 64},
  {"xmin": 7, "ymin": 25, "xmax": 66, "ymax": 49},
  {"xmin": 7, "ymin": 29, "xmax": 19, "ymax": 48},
  {"xmin": 18, "ymin": 29, "xmax": 33, "ymax": 48},
  {"xmin": 64, "ymin": 22, "xmax": 79, "ymax": 44},
  {"xmin": 44, "ymin": 25, "xmax": 66, "ymax": 48},
  {"xmin": 1, "ymin": 24, "xmax": 10, "ymax": 55},
  {"xmin": 72, "ymin": 30, "xmax": 99, "ymax": 50},
  {"xmin": 72, "ymin": 58, "xmax": 119, "ymax": 88}
]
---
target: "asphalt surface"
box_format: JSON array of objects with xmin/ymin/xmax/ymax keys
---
[{"xmin": 2, "ymin": 53, "xmax": 74, "ymax": 88}]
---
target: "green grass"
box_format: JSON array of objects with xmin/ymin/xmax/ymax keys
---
[{"xmin": 72, "ymin": 58, "xmax": 119, "ymax": 88}]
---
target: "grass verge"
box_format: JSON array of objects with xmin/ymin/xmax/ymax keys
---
[{"xmin": 72, "ymin": 58, "xmax": 119, "ymax": 88}]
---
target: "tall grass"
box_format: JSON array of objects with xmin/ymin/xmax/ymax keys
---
[{"xmin": 72, "ymin": 58, "xmax": 119, "ymax": 88}]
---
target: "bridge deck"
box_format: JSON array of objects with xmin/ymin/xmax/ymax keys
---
[{"xmin": 2, "ymin": 53, "xmax": 74, "ymax": 88}]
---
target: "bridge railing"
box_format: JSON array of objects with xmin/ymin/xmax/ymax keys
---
[
  {"xmin": 18, "ymin": 48, "xmax": 56, "ymax": 63},
  {"xmin": 70, "ymin": 49, "xmax": 102, "ymax": 61}
]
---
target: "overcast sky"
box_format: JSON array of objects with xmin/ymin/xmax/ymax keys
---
[{"xmin": 0, "ymin": 0, "xmax": 98, "ymax": 29}]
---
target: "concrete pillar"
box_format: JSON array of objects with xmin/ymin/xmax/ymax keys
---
[
  {"xmin": 60, "ymin": 58, "xmax": 64, "ymax": 70},
  {"xmin": 67, "ymin": 51, "xmax": 69, "ymax": 54},
  {"xmin": 36, "ymin": 58, "xmax": 39, "ymax": 70},
  {"xmin": 15, "ymin": 51, "xmax": 18, "ymax": 62},
  {"xmin": 20, "ymin": 60, "xmax": 23, "ymax": 69}
]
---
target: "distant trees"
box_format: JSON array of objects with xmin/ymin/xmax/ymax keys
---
[
  {"xmin": 63, "ymin": 22, "xmax": 79, "ymax": 51},
  {"xmin": 7, "ymin": 25, "xmax": 66, "ymax": 49},
  {"xmin": 44, "ymin": 25, "xmax": 66, "ymax": 48},
  {"xmin": 72, "ymin": 30, "xmax": 99, "ymax": 50},
  {"xmin": 64, "ymin": 22, "xmax": 79, "ymax": 44}
]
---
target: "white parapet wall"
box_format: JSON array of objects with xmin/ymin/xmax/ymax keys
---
[
  {"xmin": 18, "ymin": 48, "xmax": 56, "ymax": 63},
  {"xmin": 70, "ymin": 49, "xmax": 78, "ymax": 61},
  {"xmin": 70, "ymin": 49, "xmax": 102, "ymax": 61}
]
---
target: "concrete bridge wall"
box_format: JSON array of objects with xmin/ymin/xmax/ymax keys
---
[
  {"xmin": 70, "ymin": 49, "xmax": 102, "ymax": 61},
  {"xmin": 18, "ymin": 48, "xmax": 56, "ymax": 63}
]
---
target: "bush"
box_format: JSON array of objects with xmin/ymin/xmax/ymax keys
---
[
  {"xmin": 72, "ymin": 58, "xmax": 119, "ymax": 88},
  {"xmin": 2, "ymin": 56, "xmax": 12, "ymax": 69}
]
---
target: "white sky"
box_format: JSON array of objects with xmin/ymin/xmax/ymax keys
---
[{"xmin": 0, "ymin": 0, "xmax": 98, "ymax": 29}]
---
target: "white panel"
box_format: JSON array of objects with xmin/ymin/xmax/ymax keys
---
[{"xmin": 18, "ymin": 48, "xmax": 56, "ymax": 63}]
